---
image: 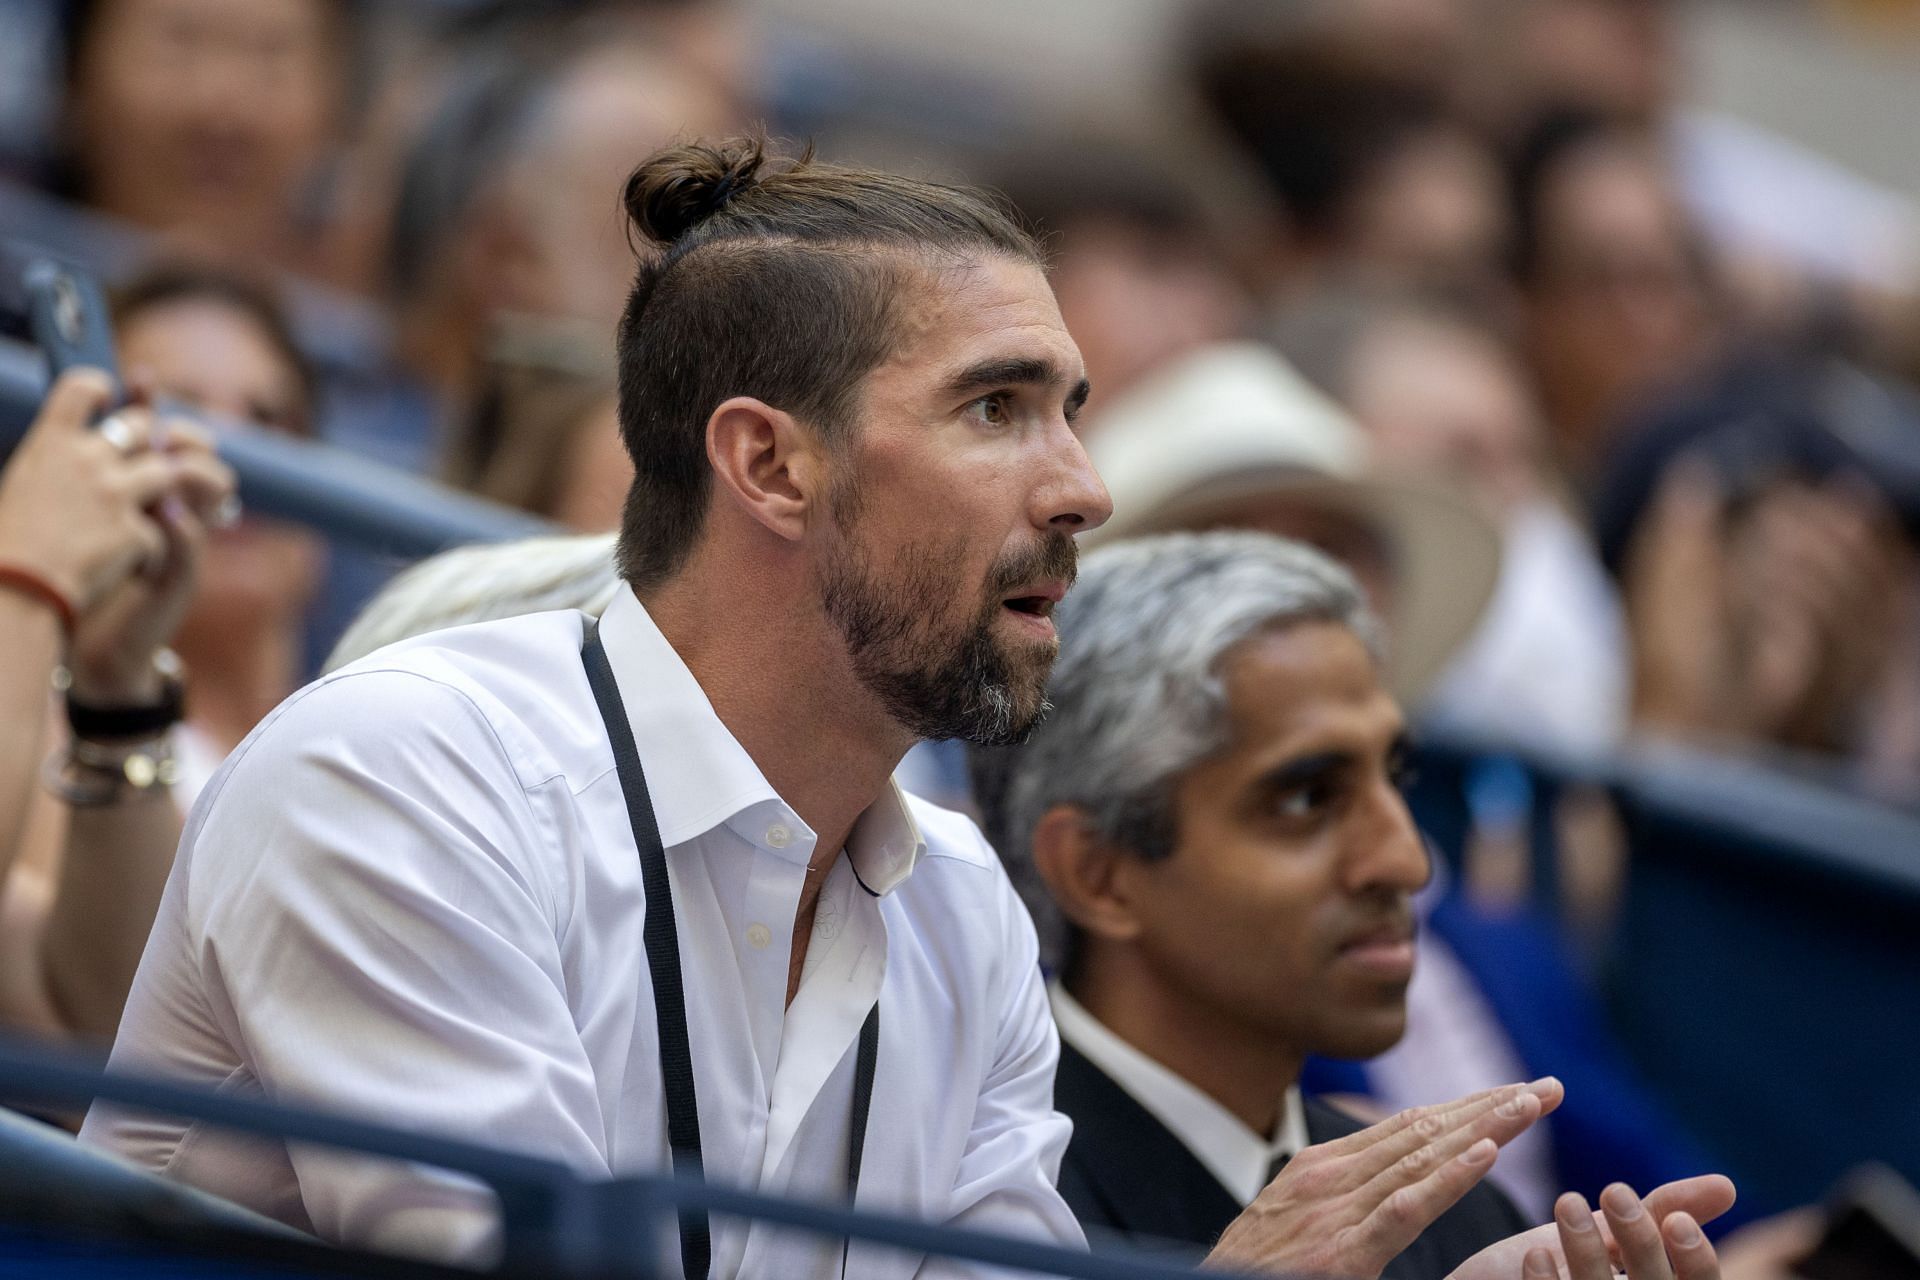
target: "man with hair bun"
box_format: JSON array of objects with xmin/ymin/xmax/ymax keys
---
[{"xmin": 91, "ymin": 137, "xmax": 1685, "ymax": 1280}]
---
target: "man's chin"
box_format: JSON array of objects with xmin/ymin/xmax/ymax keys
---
[{"xmin": 1315, "ymin": 1009, "xmax": 1411, "ymax": 1063}]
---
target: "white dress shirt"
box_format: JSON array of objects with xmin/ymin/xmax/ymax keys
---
[
  {"xmin": 1049, "ymin": 985, "xmax": 1305, "ymax": 1207},
  {"xmin": 82, "ymin": 588, "xmax": 1081, "ymax": 1277}
]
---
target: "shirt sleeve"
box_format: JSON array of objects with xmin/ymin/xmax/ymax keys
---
[
  {"xmin": 920, "ymin": 863, "xmax": 1085, "ymax": 1278},
  {"xmin": 184, "ymin": 669, "xmax": 608, "ymax": 1265}
]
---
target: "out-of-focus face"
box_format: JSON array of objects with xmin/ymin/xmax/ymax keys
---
[
  {"xmin": 1123, "ymin": 621, "xmax": 1428, "ymax": 1058},
  {"xmin": 1048, "ymin": 217, "xmax": 1250, "ymax": 411},
  {"xmin": 505, "ymin": 46, "xmax": 739, "ymax": 326},
  {"xmin": 1526, "ymin": 139, "xmax": 1711, "ymax": 464},
  {"xmin": 1345, "ymin": 316, "xmax": 1543, "ymax": 519},
  {"xmin": 115, "ymin": 297, "xmax": 323, "ymax": 629},
  {"xmin": 1509, "ymin": 0, "xmax": 1673, "ymax": 124},
  {"xmin": 815, "ymin": 255, "xmax": 1111, "ymax": 745},
  {"xmin": 69, "ymin": 0, "xmax": 342, "ymax": 258},
  {"xmin": 1341, "ymin": 128, "xmax": 1510, "ymax": 295}
]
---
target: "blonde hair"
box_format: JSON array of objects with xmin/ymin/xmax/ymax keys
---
[{"xmin": 325, "ymin": 533, "xmax": 619, "ymax": 672}]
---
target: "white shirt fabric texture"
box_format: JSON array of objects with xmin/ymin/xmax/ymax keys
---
[
  {"xmin": 1048, "ymin": 984, "xmax": 1306, "ymax": 1207},
  {"xmin": 81, "ymin": 587, "xmax": 1081, "ymax": 1277}
]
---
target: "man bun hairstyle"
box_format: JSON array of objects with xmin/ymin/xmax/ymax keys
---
[{"xmin": 612, "ymin": 135, "xmax": 1043, "ymax": 589}]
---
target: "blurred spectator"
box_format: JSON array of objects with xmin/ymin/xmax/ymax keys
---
[
  {"xmin": 1274, "ymin": 286, "xmax": 1629, "ymax": 758},
  {"xmin": 384, "ymin": 16, "xmax": 736, "ymax": 418},
  {"xmin": 1191, "ymin": 21, "xmax": 1511, "ymax": 309},
  {"xmin": 1483, "ymin": 0, "xmax": 1920, "ymax": 366},
  {"xmin": 111, "ymin": 260, "xmax": 325, "ymax": 792},
  {"xmin": 993, "ymin": 147, "xmax": 1253, "ymax": 407},
  {"xmin": 1083, "ymin": 342, "xmax": 1500, "ymax": 707},
  {"xmin": 53, "ymin": 0, "xmax": 358, "ymax": 275},
  {"xmin": 0, "ymin": 369, "xmax": 233, "ymax": 1043},
  {"xmin": 441, "ymin": 318, "xmax": 627, "ymax": 531},
  {"xmin": 1511, "ymin": 115, "xmax": 1720, "ymax": 488},
  {"xmin": 1594, "ymin": 349, "xmax": 1920, "ymax": 804}
]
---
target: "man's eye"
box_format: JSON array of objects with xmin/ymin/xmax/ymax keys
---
[
  {"xmin": 1275, "ymin": 784, "xmax": 1330, "ymax": 820},
  {"xmin": 969, "ymin": 393, "xmax": 1011, "ymax": 426}
]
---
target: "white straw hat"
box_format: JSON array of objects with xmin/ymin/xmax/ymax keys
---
[{"xmin": 1085, "ymin": 342, "xmax": 1502, "ymax": 704}]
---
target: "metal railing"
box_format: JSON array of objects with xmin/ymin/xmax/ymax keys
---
[
  {"xmin": 0, "ymin": 1033, "xmax": 1237, "ymax": 1280},
  {"xmin": 0, "ymin": 333, "xmax": 549, "ymax": 559}
]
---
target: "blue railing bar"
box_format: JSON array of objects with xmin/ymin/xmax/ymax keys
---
[
  {"xmin": 0, "ymin": 338, "xmax": 552, "ymax": 557},
  {"xmin": 649, "ymin": 1176, "xmax": 1244, "ymax": 1280},
  {"xmin": 0, "ymin": 1034, "xmax": 601, "ymax": 1278},
  {"xmin": 0, "ymin": 1033, "xmax": 1242, "ymax": 1280},
  {"xmin": 1412, "ymin": 721, "xmax": 1920, "ymax": 900}
]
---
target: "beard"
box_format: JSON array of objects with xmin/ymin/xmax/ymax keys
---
[{"xmin": 817, "ymin": 490, "xmax": 1077, "ymax": 746}]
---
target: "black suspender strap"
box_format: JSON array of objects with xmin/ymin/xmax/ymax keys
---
[
  {"xmin": 580, "ymin": 619, "xmax": 880, "ymax": 1279},
  {"xmin": 582, "ymin": 620, "xmax": 711, "ymax": 1280}
]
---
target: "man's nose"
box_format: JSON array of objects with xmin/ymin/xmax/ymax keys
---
[
  {"xmin": 1039, "ymin": 427, "xmax": 1113, "ymax": 533},
  {"xmin": 1340, "ymin": 788, "xmax": 1432, "ymax": 895}
]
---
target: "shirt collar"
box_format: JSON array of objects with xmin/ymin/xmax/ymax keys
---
[
  {"xmin": 1050, "ymin": 982, "xmax": 1306, "ymax": 1206},
  {"xmin": 595, "ymin": 587, "xmax": 926, "ymax": 895}
]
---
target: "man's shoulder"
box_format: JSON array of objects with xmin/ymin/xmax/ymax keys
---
[{"xmin": 229, "ymin": 610, "xmax": 604, "ymax": 794}]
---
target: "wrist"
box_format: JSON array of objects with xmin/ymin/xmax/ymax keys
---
[
  {"xmin": 0, "ymin": 560, "xmax": 79, "ymax": 636},
  {"xmin": 65, "ymin": 661, "xmax": 167, "ymax": 707},
  {"xmin": 63, "ymin": 650, "xmax": 187, "ymax": 742}
]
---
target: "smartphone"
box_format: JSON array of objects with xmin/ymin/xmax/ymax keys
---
[
  {"xmin": 1797, "ymin": 1164, "xmax": 1920, "ymax": 1280},
  {"xmin": 23, "ymin": 258, "xmax": 121, "ymax": 390}
]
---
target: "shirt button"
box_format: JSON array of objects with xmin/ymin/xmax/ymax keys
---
[
  {"xmin": 746, "ymin": 923, "xmax": 773, "ymax": 950},
  {"xmin": 765, "ymin": 824, "xmax": 791, "ymax": 849}
]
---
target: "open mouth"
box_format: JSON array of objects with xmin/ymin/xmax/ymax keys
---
[{"xmin": 1002, "ymin": 595, "xmax": 1056, "ymax": 619}]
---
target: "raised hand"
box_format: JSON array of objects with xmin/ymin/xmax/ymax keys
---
[
  {"xmin": 1206, "ymin": 1078, "xmax": 1565, "ymax": 1278},
  {"xmin": 1450, "ymin": 1175, "xmax": 1738, "ymax": 1280}
]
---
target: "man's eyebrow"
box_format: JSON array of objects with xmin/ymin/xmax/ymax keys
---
[
  {"xmin": 1252, "ymin": 750, "xmax": 1352, "ymax": 795},
  {"xmin": 939, "ymin": 356, "xmax": 1070, "ymax": 400}
]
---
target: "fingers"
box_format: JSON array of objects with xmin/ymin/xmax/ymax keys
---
[
  {"xmin": 1664, "ymin": 1214, "xmax": 1718, "ymax": 1280},
  {"xmin": 35, "ymin": 368, "xmax": 117, "ymax": 434},
  {"xmin": 119, "ymin": 452, "xmax": 190, "ymax": 510},
  {"xmin": 1603, "ymin": 1184, "xmax": 1674, "ymax": 1280},
  {"xmin": 1352, "ymin": 1079, "xmax": 1561, "ymax": 1188},
  {"xmin": 1524, "ymin": 1246, "xmax": 1559, "ymax": 1280},
  {"xmin": 1641, "ymin": 1175, "xmax": 1738, "ymax": 1231},
  {"xmin": 1308, "ymin": 1084, "xmax": 1511, "ymax": 1162},
  {"xmin": 1556, "ymin": 1193, "xmax": 1613, "ymax": 1280},
  {"xmin": 160, "ymin": 447, "xmax": 238, "ymax": 519},
  {"xmin": 1355, "ymin": 1134, "xmax": 1502, "ymax": 1258}
]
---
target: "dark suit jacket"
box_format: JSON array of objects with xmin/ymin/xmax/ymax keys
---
[{"xmin": 1054, "ymin": 1040, "xmax": 1532, "ymax": 1278}]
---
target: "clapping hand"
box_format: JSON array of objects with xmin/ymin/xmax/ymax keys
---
[
  {"xmin": 1451, "ymin": 1176, "xmax": 1739, "ymax": 1280},
  {"xmin": 1206, "ymin": 1079, "xmax": 1565, "ymax": 1277}
]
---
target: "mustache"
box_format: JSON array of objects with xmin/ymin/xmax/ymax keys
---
[{"xmin": 985, "ymin": 531, "xmax": 1079, "ymax": 600}]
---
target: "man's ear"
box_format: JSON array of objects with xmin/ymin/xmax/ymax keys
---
[
  {"xmin": 1030, "ymin": 805, "xmax": 1144, "ymax": 946},
  {"xmin": 706, "ymin": 396, "xmax": 820, "ymax": 543}
]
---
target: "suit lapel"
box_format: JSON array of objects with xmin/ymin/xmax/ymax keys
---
[{"xmin": 1053, "ymin": 1040, "xmax": 1244, "ymax": 1248}]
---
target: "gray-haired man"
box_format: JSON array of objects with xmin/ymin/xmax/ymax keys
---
[{"xmin": 971, "ymin": 530, "xmax": 1736, "ymax": 1280}]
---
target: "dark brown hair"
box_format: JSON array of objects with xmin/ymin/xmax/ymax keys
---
[
  {"xmin": 111, "ymin": 259, "xmax": 318, "ymax": 435},
  {"xmin": 613, "ymin": 135, "xmax": 1042, "ymax": 588}
]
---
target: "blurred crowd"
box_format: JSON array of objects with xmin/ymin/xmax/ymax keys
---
[
  {"xmin": 2, "ymin": 0, "xmax": 1914, "ymax": 801},
  {"xmin": 1, "ymin": 0, "xmax": 1918, "ymax": 1254}
]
